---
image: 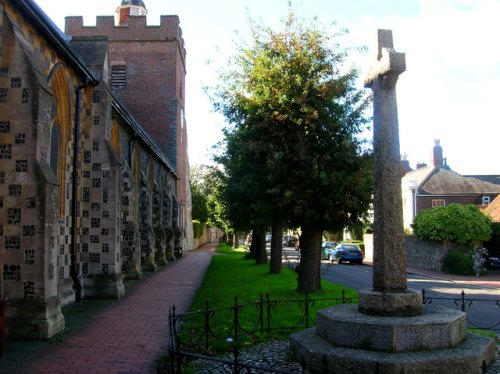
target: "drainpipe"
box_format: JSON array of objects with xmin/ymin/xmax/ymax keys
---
[{"xmin": 70, "ymin": 80, "xmax": 89, "ymax": 303}]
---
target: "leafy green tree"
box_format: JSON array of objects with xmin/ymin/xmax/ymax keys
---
[
  {"xmin": 210, "ymin": 8, "xmax": 372, "ymax": 291},
  {"xmin": 412, "ymin": 204, "xmax": 492, "ymax": 244},
  {"xmin": 190, "ymin": 166, "xmax": 210, "ymax": 224}
]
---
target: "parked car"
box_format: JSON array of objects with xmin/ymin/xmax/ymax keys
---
[
  {"xmin": 329, "ymin": 243, "xmax": 364, "ymax": 264},
  {"xmin": 282, "ymin": 235, "xmax": 298, "ymax": 247},
  {"xmin": 485, "ymin": 253, "xmax": 500, "ymax": 269},
  {"xmin": 321, "ymin": 241, "xmax": 337, "ymax": 260}
]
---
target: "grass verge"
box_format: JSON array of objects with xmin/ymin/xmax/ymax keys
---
[{"xmin": 175, "ymin": 243, "xmax": 357, "ymax": 353}]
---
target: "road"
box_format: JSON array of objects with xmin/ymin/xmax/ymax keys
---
[{"xmin": 320, "ymin": 262, "xmax": 500, "ymax": 331}]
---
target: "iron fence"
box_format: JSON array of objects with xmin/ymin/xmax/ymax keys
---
[
  {"xmin": 167, "ymin": 289, "xmax": 499, "ymax": 373},
  {"xmin": 422, "ymin": 289, "xmax": 500, "ymax": 331},
  {"xmin": 167, "ymin": 291, "xmax": 356, "ymax": 373}
]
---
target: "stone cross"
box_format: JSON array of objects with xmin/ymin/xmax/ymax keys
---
[{"xmin": 360, "ymin": 30, "xmax": 421, "ymax": 316}]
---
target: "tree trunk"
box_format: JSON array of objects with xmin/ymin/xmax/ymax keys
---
[
  {"xmin": 248, "ymin": 229, "xmax": 257, "ymax": 258},
  {"xmin": 297, "ymin": 227, "xmax": 323, "ymax": 292},
  {"xmin": 269, "ymin": 220, "xmax": 283, "ymax": 274},
  {"xmin": 233, "ymin": 232, "xmax": 239, "ymax": 248},
  {"xmin": 255, "ymin": 228, "xmax": 268, "ymax": 264},
  {"xmin": 227, "ymin": 232, "xmax": 234, "ymax": 247}
]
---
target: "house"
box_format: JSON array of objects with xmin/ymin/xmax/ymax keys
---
[
  {"xmin": 0, "ymin": 0, "xmax": 191, "ymax": 339},
  {"xmin": 401, "ymin": 140, "xmax": 500, "ymax": 232}
]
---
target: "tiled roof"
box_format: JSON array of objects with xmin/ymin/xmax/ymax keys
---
[
  {"xmin": 464, "ymin": 175, "xmax": 500, "ymax": 186},
  {"xmin": 421, "ymin": 168, "xmax": 500, "ymax": 195},
  {"xmin": 401, "ymin": 165, "xmax": 435, "ymax": 190},
  {"xmin": 483, "ymin": 195, "xmax": 500, "ymax": 222}
]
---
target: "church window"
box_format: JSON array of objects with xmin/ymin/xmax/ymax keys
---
[
  {"xmin": 0, "ymin": 68, "xmax": 7, "ymax": 77},
  {"xmin": 93, "ymin": 115, "xmax": 100, "ymax": 126},
  {"xmin": 111, "ymin": 64, "xmax": 126, "ymax": 90},
  {"xmin": 50, "ymin": 125, "xmax": 59, "ymax": 174}
]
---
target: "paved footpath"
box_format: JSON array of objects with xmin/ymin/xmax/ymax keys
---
[{"xmin": 2, "ymin": 243, "xmax": 217, "ymax": 374}]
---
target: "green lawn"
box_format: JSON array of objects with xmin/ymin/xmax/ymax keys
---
[{"xmin": 176, "ymin": 243, "xmax": 357, "ymax": 353}]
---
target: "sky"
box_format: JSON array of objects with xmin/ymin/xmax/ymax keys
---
[{"xmin": 33, "ymin": 0, "xmax": 500, "ymax": 175}]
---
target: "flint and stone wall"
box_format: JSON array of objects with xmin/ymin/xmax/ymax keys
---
[
  {"xmin": 0, "ymin": 0, "xmax": 183, "ymax": 339},
  {"xmin": 364, "ymin": 234, "xmax": 461, "ymax": 272}
]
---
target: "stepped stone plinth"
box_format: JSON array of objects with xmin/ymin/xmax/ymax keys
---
[
  {"xmin": 316, "ymin": 304, "xmax": 465, "ymax": 353},
  {"xmin": 290, "ymin": 328, "xmax": 495, "ymax": 374}
]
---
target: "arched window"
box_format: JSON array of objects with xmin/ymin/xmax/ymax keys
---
[
  {"xmin": 110, "ymin": 119, "xmax": 121, "ymax": 158},
  {"xmin": 48, "ymin": 64, "xmax": 72, "ymax": 217},
  {"xmin": 50, "ymin": 123, "xmax": 60, "ymax": 175}
]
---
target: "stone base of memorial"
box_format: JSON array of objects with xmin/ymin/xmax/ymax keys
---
[
  {"xmin": 358, "ymin": 288, "xmax": 422, "ymax": 317},
  {"xmin": 289, "ymin": 304, "xmax": 496, "ymax": 373}
]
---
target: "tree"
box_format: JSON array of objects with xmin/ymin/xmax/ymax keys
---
[
  {"xmin": 211, "ymin": 8, "xmax": 372, "ymax": 291},
  {"xmin": 412, "ymin": 204, "xmax": 492, "ymax": 244}
]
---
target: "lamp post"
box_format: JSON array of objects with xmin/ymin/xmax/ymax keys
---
[{"xmin": 409, "ymin": 180, "xmax": 418, "ymax": 221}]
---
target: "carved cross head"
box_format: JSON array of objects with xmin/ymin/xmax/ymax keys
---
[{"xmin": 364, "ymin": 29, "xmax": 406, "ymax": 90}]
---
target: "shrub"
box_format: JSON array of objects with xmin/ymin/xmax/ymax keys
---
[
  {"xmin": 412, "ymin": 204, "xmax": 492, "ymax": 244},
  {"xmin": 192, "ymin": 220, "xmax": 204, "ymax": 239},
  {"xmin": 443, "ymin": 250, "xmax": 473, "ymax": 276}
]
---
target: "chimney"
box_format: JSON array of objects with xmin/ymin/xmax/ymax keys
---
[{"xmin": 433, "ymin": 139, "xmax": 443, "ymax": 167}]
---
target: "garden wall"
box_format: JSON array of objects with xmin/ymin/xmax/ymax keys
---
[{"xmin": 363, "ymin": 234, "xmax": 460, "ymax": 272}]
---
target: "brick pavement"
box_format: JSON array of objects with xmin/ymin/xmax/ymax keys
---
[{"xmin": 3, "ymin": 243, "xmax": 217, "ymax": 374}]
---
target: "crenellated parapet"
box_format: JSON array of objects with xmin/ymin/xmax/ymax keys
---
[{"xmin": 65, "ymin": 15, "xmax": 186, "ymax": 62}]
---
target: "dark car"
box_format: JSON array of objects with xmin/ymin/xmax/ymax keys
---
[
  {"xmin": 330, "ymin": 243, "xmax": 363, "ymax": 264},
  {"xmin": 485, "ymin": 253, "xmax": 500, "ymax": 269}
]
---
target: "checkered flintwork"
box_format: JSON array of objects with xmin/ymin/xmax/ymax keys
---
[{"xmin": 0, "ymin": 0, "xmax": 187, "ymax": 339}]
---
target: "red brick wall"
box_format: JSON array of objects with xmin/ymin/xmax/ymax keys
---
[
  {"xmin": 66, "ymin": 14, "xmax": 188, "ymax": 203},
  {"xmin": 417, "ymin": 194, "xmax": 499, "ymax": 213}
]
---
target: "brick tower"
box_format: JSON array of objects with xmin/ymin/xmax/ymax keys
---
[{"xmin": 65, "ymin": 1, "xmax": 192, "ymax": 252}]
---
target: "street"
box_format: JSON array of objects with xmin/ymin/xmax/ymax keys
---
[{"xmin": 321, "ymin": 262, "xmax": 500, "ymax": 331}]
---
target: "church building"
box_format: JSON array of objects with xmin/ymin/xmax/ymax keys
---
[{"xmin": 0, "ymin": 0, "xmax": 192, "ymax": 339}]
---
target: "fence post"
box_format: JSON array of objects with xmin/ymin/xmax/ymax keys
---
[
  {"xmin": 233, "ymin": 296, "xmax": 239, "ymax": 343},
  {"xmin": 422, "ymin": 289, "xmax": 425, "ymax": 304},
  {"xmin": 341, "ymin": 289, "xmax": 346, "ymax": 304},
  {"xmin": 0, "ymin": 299, "xmax": 5, "ymax": 357},
  {"xmin": 461, "ymin": 290, "xmax": 466, "ymax": 312},
  {"xmin": 259, "ymin": 294, "xmax": 264, "ymax": 335},
  {"xmin": 305, "ymin": 292, "xmax": 309, "ymax": 329},
  {"xmin": 266, "ymin": 293, "xmax": 271, "ymax": 334},
  {"xmin": 204, "ymin": 300, "xmax": 210, "ymax": 351}
]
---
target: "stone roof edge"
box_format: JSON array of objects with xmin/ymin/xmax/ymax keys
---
[{"xmin": 13, "ymin": 0, "xmax": 99, "ymax": 85}]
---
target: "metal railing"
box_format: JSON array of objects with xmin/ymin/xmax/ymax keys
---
[
  {"xmin": 422, "ymin": 289, "xmax": 500, "ymax": 331},
  {"xmin": 167, "ymin": 291, "xmax": 356, "ymax": 373},
  {"xmin": 167, "ymin": 289, "xmax": 499, "ymax": 373}
]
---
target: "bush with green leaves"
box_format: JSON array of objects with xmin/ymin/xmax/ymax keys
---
[
  {"xmin": 412, "ymin": 204, "xmax": 492, "ymax": 244},
  {"xmin": 443, "ymin": 250, "xmax": 473, "ymax": 275},
  {"xmin": 192, "ymin": 220, "xmax": 204, "ymax": 239}
]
